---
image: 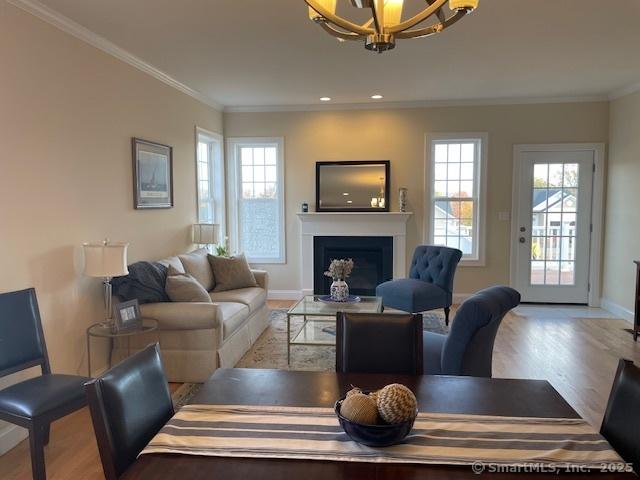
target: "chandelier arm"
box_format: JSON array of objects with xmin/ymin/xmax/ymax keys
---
[
  {"xmin": 305, "ymin": 0, "xmax": 374, "ymax": 35},
  {"xmin": 387, "ymin": 0, "xmax": 448, "ymax": 34},
  {"xmin": 426, "ymin": 0, "xmax": 447, "ymax": 24},
  {"xmin": 395, "ymin": 10, "xmax": 467, "ymax": 39},
  {"xmin": 319, "ymin": 22, "xmax": 365, "ymax": 41}
]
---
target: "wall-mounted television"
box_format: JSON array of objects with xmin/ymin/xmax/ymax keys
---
[{"xmin": 315, "ymin": 160, "xmax": 390, "ymax": 212}]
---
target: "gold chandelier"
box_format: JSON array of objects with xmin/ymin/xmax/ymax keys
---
[{"xmin": 305, "ymin": 0, "xmax": 478, "ymax": 53}]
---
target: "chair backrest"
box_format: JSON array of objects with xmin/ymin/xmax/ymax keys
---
[
  {"xmin": 601, "ymin": 359, "xmax": 640, "ymax": 473},
  {"xmin": 441, "ymin": 286, "xmax": 520, "ymax": 377},
  {"xmin": 336, "ymin": 312, "xmax": 423, "ymax": 375},
  {"xmin": 408, "ymin": 246, "xmax": 462, "ymax": 294},
  {"xmin": 85, "ymin": 343, "xmax": 174, "ymax": 480},
  {"xmin": 0, "ymin": 288, "xmax": 50, "ymax": 377}
]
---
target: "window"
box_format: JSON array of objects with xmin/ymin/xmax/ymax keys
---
[
  {"xmin": 426, "ymin": 133, "xmax": 487, "ymax": 265},
  {"xmin": 196, "ymin": 128, "xmax": 225, "ymax": 242},
  {"xmin": 227, "ymin": 137, "xmax": 285, "ymax": 264}
]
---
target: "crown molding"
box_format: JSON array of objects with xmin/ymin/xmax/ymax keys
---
[
  {"xmin": 608, "ymin": 81, "xmax": 640, "ymax": 101},
  {"xmin": 223, "ymin": 94, "xmax": 609, "ymax": 113},
  {"xmin": 7, "ymin": 0, "xmax": 224, "ymax": 111}
]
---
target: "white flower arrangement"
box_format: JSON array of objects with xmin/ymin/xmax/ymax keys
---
[{"xmin": 324, "ymin": 258, "xmax": 355, "ymax": 281}]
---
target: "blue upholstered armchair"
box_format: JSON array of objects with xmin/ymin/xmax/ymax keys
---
[
  {"xmin": 423, "ymin": 286, "xmax": 521, "ymax": 377},
  {"xmin": 376, "ymin": 245, "xmax": 462, "ymax": 325}
]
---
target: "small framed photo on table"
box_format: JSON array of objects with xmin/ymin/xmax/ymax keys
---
[
  {"xmin": 113, "ymin": 299, "xmax": 142, "ymax": 333},
  {"xmin": 132, "ymin": 137, "xmax": 173, "ymax": 209}
]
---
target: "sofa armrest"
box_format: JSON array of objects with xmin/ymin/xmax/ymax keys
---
[
  {"xmin": 251, "ymin": 269, "xmax": 269, "ymax": 292},
  {"xmin": 139, "ymin": 302, "xmax": 220, "ymax": 331}
]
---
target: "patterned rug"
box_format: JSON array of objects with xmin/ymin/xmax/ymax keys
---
[{"xmin": 174, "ymin": 309, "xmax": 448, "ymax": 405}]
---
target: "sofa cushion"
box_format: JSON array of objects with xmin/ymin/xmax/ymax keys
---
[
  {"xmin": 210, "ymin": 287, "xmax": 266, "ymax": 314},
  {"xmin": 165, "ymin": 266, "xmax": 212, "ymax": 303},
  {"xmin": 216, "ymin": 302, "xmax": 250, "ymax": 340},
  {"xmin": 376, "ymin": 278, "xmax": 449, "ymax": 313},
  {"xmin": 157, "ymin": 256, "xmax": 185, "ymax": 274},
  {"xmin": 179, "ymin": 248, "xmax": 215, "ymax": 291},
  {"xmin": 423, "ymin": 331, "xmax": 446, "ymax": 375},
  {"xmin": 208, "ymin": 254, "xmax": 257, "ymax": 292}
]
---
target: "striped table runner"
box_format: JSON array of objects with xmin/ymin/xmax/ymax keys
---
[{"xmin": 140, "ymin": 404, "xmax": 624, "ymax": 468}]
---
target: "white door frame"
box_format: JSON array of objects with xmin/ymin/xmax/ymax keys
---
[{"xmin": 510, "ymin": 143, "xmax": 605, "ymax": 306}]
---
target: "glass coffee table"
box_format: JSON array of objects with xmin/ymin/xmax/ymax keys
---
[{"xmin": 287, "ymin": 295, "xmax": 383, "ymax": 364}]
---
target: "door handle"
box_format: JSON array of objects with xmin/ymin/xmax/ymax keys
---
[{"xmin": 519, "ymin": 237, "xmax": 526, "ymax": 244}]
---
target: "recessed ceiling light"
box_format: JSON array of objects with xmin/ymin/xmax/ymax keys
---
[
  {"xmin": 342, "ymin": 192, "xmax": 350, "ymax": 196},
  {"xmin": 320, "ymin": 97, "xmax": 332, "ymax": 102},
  {"xmin": 371, "ymin": 94, "xmax": 383, "ymax": 100},
  {"xmin": 347, "ymin": 200, "xmax": 353, "ymax": 204}
]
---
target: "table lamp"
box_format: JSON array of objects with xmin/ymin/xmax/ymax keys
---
[
  {"xmin": 83, "ymin": 239, "xmax": 129, "ymax": 327},
  {"xmin": 192, "ymin": 223, "xmax": 219, "ymax": 250}
]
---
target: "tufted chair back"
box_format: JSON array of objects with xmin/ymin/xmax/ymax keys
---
[
  {"xmin": 441, "ymin": 286, "xmax": 520, "ymax": 377},
  {"xmin": 409, "ymin": 246, "xmax": 462, "ymax": 294}
]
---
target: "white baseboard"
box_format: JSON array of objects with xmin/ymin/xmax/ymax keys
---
[
  {"xmin": 0, "ymin": 424, "xmax": 28, "ymax": 456},
  {"xmin": 268, "ymin": 290, "xmax": 303, "ymax": 301},
  {"xmin": 600, "ymin": 297, "xmax": 634, "ymax": 324}
]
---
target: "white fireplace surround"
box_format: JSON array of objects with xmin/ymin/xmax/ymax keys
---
[{"xmin": 297, "ymin": 212, "xmax": 413, "ymax": 296}]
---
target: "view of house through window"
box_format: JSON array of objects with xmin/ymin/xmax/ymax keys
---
[
  {"xmin": 429, "ymin": 136, "xmax": 484, "ymax": 262},
  {"xmin": 228, "ymin": 138, "xmax": 285, "ymax": 263}
]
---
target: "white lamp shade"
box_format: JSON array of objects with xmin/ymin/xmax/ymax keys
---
[
  {"xmin": 192, "ymin": 224, "xmax": 219, "ymax": 245},
  {"xmin": 83, "ymin": 242, "xmax": 129, "ymax": 277}
]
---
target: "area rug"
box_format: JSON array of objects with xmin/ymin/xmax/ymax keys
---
[{"xmin": 174, "ymin": 309, "xmax": 448, "ymax": 405}]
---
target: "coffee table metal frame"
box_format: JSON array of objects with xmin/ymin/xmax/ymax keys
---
[{"xmin": 286, "ymin": 295, "xmax": 383, "ymax": 364}]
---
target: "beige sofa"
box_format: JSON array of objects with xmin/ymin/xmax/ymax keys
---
[{"xmin": 112, "ymin": 249, "xmax": 270, "ymax": 383}]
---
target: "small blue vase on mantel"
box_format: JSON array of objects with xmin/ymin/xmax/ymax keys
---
[{"xmin": 330, "ymin": 279, "xmax": 349, "ymax": 302}]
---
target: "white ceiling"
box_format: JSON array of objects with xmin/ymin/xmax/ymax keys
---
[{"xmin": 27, "ymin": 0, "xmax": 640, "ymax": 108}]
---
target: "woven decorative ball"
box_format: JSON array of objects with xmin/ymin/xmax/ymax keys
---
[
  {"xmin": 376, "ymin": 384, "xmax": 418, "ymax": 424},
  {"xmin": 345, "ymin": 387, "xmax": 363, "ymax": 398},
  {"xmin": 340, "ymin": 393, "xmax": 379, "ymax": 425}
]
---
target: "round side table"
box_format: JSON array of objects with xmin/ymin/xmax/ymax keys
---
[{"xmin": 86, "ymin": 319, "xmax": 159, "ymax": 376}]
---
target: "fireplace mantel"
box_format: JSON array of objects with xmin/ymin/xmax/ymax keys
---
[{"xmin": 297, "ymin": 212, "xmax": 413, "ymax": 296}]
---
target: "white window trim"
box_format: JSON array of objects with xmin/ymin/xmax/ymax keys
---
[
  {"xmin": 424, "ymin": 132, "xmax": 488, "ymax": 267},
  {"xmin": 195, "ymin": 127, "xmax": 226, "ymax": 242},
  {"xmin": 226, "ymin": 137, "xmax": 286, "ymax": 264}
]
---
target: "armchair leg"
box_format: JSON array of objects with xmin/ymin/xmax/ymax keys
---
[
  {"xmin": 28, "ymin": 424, "xmax": 47, "ymax": 480},
  {"xmin": 444, "ymin": 307, "xmax": 450, "ymax": 326}
]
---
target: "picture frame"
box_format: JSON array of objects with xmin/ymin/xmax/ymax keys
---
[
  {"xmin": 132, "ymin": 137, "xmax": 173, "ymax": 209},
  {"xmin": 113, "ymin": 299, "xmax": 142, "ymax": 333}
]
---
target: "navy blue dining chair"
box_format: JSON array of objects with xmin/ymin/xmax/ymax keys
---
[
  {"xmin": 0, "ymin": 288, "xmax": 90, "ymax": 480},
  {"xmin": 376, "ymin": 245, "xmax": 462, "ymax": 325},
  {"xmin": 422, "ymin": 286, "xmax": 520, "ymax": 377}
]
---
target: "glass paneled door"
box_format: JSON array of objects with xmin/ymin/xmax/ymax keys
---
[{"xmin": 514, "ymin": 148, "xmax": 594, "ymax": 303}]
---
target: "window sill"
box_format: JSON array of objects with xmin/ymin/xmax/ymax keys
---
[{"xmin": 458, "ymin": 258, "xmax": 486, "ymax": 268}]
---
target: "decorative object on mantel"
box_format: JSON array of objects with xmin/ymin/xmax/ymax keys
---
[
  {"xmin": 399, "ymin": 187, "xmax": 408, "ymax": 212},
  {"xmin": 304, "ymin": 0, "xmax": 479, "ymax": 53},
  {"xmin": 316, "ymin": 160, "xmax": 390, "ymax": 212},
  {"xmin": 301, "ymin": 202, "xmax": 309, "ymax": 213},
  {"xmin": 83, "ymin": 239, "xmax": 129, "ymax": 329},
  {"xmin": 325, "ymin": 258, "xmax": 354, "ymax": 301},
  {"xmin": 132, "ymin": 137, "xmax": 173, "ymax": 209}
]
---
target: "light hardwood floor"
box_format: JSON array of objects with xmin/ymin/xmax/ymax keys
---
[{"xmin": 0, "ymin": 302, "xmax": 638, "ymax": 479}]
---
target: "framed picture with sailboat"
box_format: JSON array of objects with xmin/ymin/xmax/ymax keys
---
[{"xmin": 132, "ymin": 137, "xmax": 173, "ymax": 209}]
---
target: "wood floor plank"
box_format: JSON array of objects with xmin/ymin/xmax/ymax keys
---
[{"xmin": 0, "ymin": 301, "xmax": 638, "ymax": 479}]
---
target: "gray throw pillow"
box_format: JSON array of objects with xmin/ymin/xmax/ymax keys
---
[
  {"xmin": 178, "ymin": 248, "xmax": 215, "ymax": 291},
  {"xmin": 165, "ymin": 265, "xmax": 212, "ymax": 303},
  {"xmin": 208, "ymin": 253, "xmax": 258, "ymax": 292}
]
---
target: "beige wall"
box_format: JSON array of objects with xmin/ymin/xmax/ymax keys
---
[
  {"xmin": 225, "ymin": 102, "xmax": 609, "ymax": 294},
  {"xmin": 602, "ymin": 90, "xmax": 640, "ymax": 314},
  {"xmin": 0, "ymin": 0, "xmax": 221, "ymax": 405}
]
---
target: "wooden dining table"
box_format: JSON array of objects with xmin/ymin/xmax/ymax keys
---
[{"xmin": 122, "ymin": 368, "xmax": 633, "ymax": 479}]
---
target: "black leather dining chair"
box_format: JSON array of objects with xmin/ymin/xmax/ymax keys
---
[
  {"xmin": 336, "ymin": 312, "xmax": 423, "ymax": 375},
  {"xmin": 0, "ymin": 288, "xmax": 90, "ymax": 480},
  {"xmin": 601, "ymin": 359, "xmax": 640, "ymax": 474},
  {"xmin": 85, "ymin": 343, "xmax": 174, "ymax": 480}
]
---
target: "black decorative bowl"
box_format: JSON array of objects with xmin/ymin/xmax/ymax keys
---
[{"xmin": 335, "ymin": 396, "xmax": 417, "ymax": 447}]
